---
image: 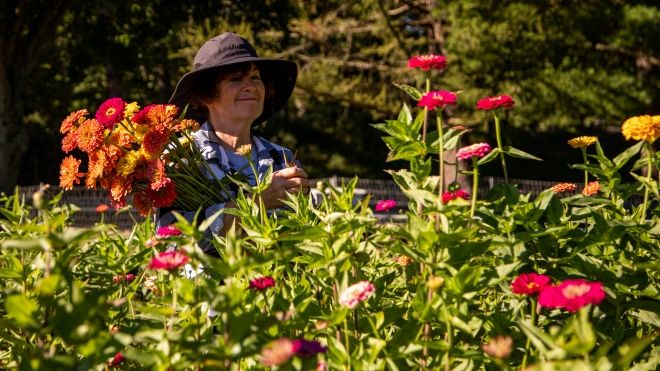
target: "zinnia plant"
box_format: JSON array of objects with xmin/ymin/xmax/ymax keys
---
[
  {"xmin": 339, "ymin": 281, "xmax": 375, "ymax": 309},
  {"xmin": 538, "ymin": 279, "xmax": 606, "ymax": 312},
  {"xmin": 148, "ymin": 251, "xmax": 189, "ymax": 271},
  {"xmin": 477, "ymin": 95, "xmax": 515, "ymax": 182},
  {"xmin": 456, "ymin": 142, "xmax": 492, "ymax": 218},
  {"xmin": 374, "ymin": 199, "xmax": 397, "ymax": 212}
]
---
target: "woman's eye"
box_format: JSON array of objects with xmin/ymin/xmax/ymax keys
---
[{"xmin": 251, "ymin": 75, "xmax": 261, "ymax": 81}]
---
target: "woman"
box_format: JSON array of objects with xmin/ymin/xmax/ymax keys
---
[{"xmin": 159, "ymin": 32, "xmax": 309, "ymax": 249}]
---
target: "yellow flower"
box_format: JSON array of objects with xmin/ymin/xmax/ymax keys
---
[
  {"xmin": 117, "ymin": 150, "xmax": 142, "ymax": 177},
  {"xmin": 235, "ymin": 144, "xmax": 252, "ymax": 157},
  {"xmin": 621, "ymin": 115, "xmax": 660, "ymax": 143},
  {"xmin": 567, "ymin": 136, "xmax": 597, "ymax": 149},
  {"xmin": 123, "ymin": 102, "xmax": 140, "ymax": 118}
]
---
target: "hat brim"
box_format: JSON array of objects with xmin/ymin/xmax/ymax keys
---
[{"xmin": 169, "ymin": 57, "xmax": 297, "ymax": 125}]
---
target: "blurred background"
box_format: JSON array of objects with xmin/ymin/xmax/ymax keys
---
[{"xmin": 1, "ymin": 0, "xmax": 658, "ymax": 194}]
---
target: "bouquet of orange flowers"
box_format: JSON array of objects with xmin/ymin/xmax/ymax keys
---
[{"xmin": 58, "ymin": 97, "xmax": 231, "ymax": 216}]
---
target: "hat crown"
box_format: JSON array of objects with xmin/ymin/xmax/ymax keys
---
[{"xmin": 192, "ymin": 32, "xmax": 258, "ymax": 70}]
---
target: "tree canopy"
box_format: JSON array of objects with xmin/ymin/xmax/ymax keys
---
[{"xmin": 1, "ymin": 0, "xmax": 658, "ymax": 192}]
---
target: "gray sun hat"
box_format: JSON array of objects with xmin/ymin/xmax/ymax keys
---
[{"xmin": 169, "ymin": 32, "xmax": 297, "ymax": 125}]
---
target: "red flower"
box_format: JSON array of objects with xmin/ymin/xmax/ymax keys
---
[
  {"xmin": 538, "ymin": 279, "xmax": 606, "ymax": 312},
  {"xmin": 442, "ymin": 189, "xmax": 470, "ymax": 204},
  {"xmin": 108, "ymin": 352, "xmax": 125, "ymax": 367},
  {"xmin": 476, "ymin": 95, "xmax": 515, "ymax": 110},
  {"xmin": 124, "ymin": 273, "xmax": 136, "ymax": 282},
  {"xmin": 292, "ymin": 339, "xmax": 327, "ymax": 358},
  {"xmin": 156, "ymin": 225, "xmax": 182, "ymax": 237},
  {"xmin": 374, "ymin": 199, "xmax": 397, "ymax": 212},
  {"xmin": 146, "ymin": 177, "xmax": 176, "ymax": 208},
  {"xmin": 407, "ymin": 55, "xmax": 448, "ymax": 71},
  {"xmin": 456, "ymin": 143, "xmax": 492, "ymax": 160},
  {"xmin": 131, "ymin": 104, "xmax": 156, "ymax": 125},
  {"xmin": 511, "ymin": 273, "xmax": 551, "ymax": 295},
  {"xmin": 95, "ymin": 98, "xmax": 126, "ymax": 129},
  {"xmin": 148, "ymin": 251, "xmax": 189, "ymax": 270},
  {"xmin": 249, "ymin": 276, "xmax": 276, "ymax": 291},
  {"xmin": 418, "ymin": 90, "xmax": 457, "ymax": 110}
]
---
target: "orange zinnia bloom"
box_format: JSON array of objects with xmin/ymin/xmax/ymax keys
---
[
  {"xmin": 85, "ymin": 150, "xmax": 107, "ymax": 188},
  {"xmin": 621, "ymin": 115, "xmax": 660, "ymax": 143},
  {"xmin": 76, "ymin": 119, "xmax": 104, "ymax": 153},
  {"xmin": 146, "ymin": 104, "xmax": 177, "ymax": 132},
  {"xmin": 141, "ymin": 129, "xmax": 169, "ymax": 159},
  {"xmin": 60, "ymin": 109, "xmax": 88, "ymax": 134},
  {"xmin": 551, "ymin": 183, "xmax": 577, "ymax": 193},
  {"xmin": 567, "ymin": 136, "xmax": 597, "ymax": 149},
  {"xmin": 61, "ymin": 131, "xmax": 78, "ymax": 153},
  {"xmin": 110, "ymin": 177, "xmax": 132, "ymax": 205},
  {"xmin": 582, "ymin": 181, "xmax": 600, "ymax": 196},
  {"xmin": 149, "ymin": 159, "xmax": 168, "ymax": 191},
  {"xmin": 59, "ymin": 156, "xmax": 84, "ymax": 190}
]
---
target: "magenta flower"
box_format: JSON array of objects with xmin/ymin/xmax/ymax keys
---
[
  {"xmin": 108, "ymin": 352, "xmax": 125, "ymax": 367},
  {"xmin": 441, "ymin": 189, "xmax": 470, "ymax": 204},
  {"xmin": 476, "ymin": 95, "xmax": 515, "ymax": 110},
  {"xmin": 339, "ymin": 281, "xmax": 375, "ymax": 309},
  {"xmin": 407, "ymin": 54, "xmax": 448, "ymax": 71},
  {"xmin": 148, "ymin": 251, "xmax": 189, "ymax": 270},
  {"xmin": 374, "ymin": 199, "xmax": 397, "ymax": 212},
  {"xmin": 292, "ymin": 339, "xmax": 327, "ymax": 358},
  {"xmin": 156, "ymin": 225, "xmax": 182, "ymax": 237},
  {"xmin": 538, "ymin": 279, "xmax": 606, "ymax": 312},
  {"xmin": 456, "ymin": 143, "xmax": 492, "ymax": 160},
  {"xmin": 249, "ymin": 276, "xmax": 276, "ymax": 291},
  {"xmin": 95, "ymin": 97, "xmax": 126, "ymax": 129},
  {"xmin": 511, "ymin": 273, "xmax": 551, "ymax": 296},
  {"xmin": 418, "ymin": 90, "xmax": 458, "ymax": 110}
]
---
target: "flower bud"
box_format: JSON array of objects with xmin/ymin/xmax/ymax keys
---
[{"xmin": 427, "ymin": 276, "xmax": 445, "ymax": 290}]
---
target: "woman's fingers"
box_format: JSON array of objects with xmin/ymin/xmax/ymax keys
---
[{"xmin": 274, "ymin": 166, "xmax": 308, "ymax": 179}]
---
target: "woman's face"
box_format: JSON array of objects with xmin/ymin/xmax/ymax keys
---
[{"xmin": 207, "ymin": 63, "xmax": 265, "ymax": 124}]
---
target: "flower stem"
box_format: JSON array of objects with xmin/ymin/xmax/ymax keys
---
[
  {"xmin": 641, "ymin": 142, "xmax": 652, "ymax": 222},
  {"xmin": 437, "ymin": 115, "xmax": 445, "ymax": 201},
  {"xmin": 470, "ymin": 157, "xmax": 479, "ymax": 219},
  {"xmin": 581, "ymin": 148, "xmax": 589, "ymax": 189},
  {"xmin": 494, "ymin": 113, "xmax": 508, "ymax": 183},
  {"xmin": 443, "ymin": 305, "xmax": 453, "ymax": 371},
  {"xmin": 520, "ymin": 299, "xmax": 537, "ymax": 370}
]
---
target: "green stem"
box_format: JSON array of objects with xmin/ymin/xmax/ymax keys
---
[
  {"xmin": 437, "ymin": 114, "xmax": 445, "ymax": 201},
  {"xmin": 344, "ymin": 318, "xmax": 351, "ymax": 367},
  {"xmin": 520, "ymin": 299, "xmax": 537, "ymax": 370},
  {"xmin": 641, "ymin": 142, "xmax": 652, "ymax": 222},
  {"xmin": 470, "ymin": 157, "xmax": 479, "ymax": 219},
  {"xmin": 581, "ymin": 148, "xmax": 589, "ymax": 189},
  {"xmin": 443, "ymin": 306, "xmax": 453, "ymax": 371},
  {"xmin": 494, "ymin": 113, "xmax": 508, "ymax": 183},
  {"xmin": 422, "ymin": 78, "xmax": 430, "ymax": 144}
]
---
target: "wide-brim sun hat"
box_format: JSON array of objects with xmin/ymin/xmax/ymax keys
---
[{"xmin": 169, "ymin": 32, "xmax": 297, "ymax": 125}]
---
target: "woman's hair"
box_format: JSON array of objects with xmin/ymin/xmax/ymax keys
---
[{"xmin": 188, "ymin": 63, "xmax": 273, "ymax": 122}]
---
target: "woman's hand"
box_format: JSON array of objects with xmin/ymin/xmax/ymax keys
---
[{"xmin": 259, "ymin": 167, "xmax": 310, "ymax": 209}]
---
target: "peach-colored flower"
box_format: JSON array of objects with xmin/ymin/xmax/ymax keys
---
[
  {"xmin": 582, "ymin": 181, "xmax": 600, "ymax": 196},
  {"xmin": 567, "ymin": 136, "xmax": 597, "ymax": 149},
  {"xmin": 339, "ymin": 281, "xmax": 375, "ymax": 309},
  {"xmin": 418, "ymin": 90, "xmax": 457, "ymax": 110},
  {"xmin": 476, "ymin": 95, "xmax": 515, "ymax": 110},
  {"xmin": 456, "ymin": 143, "xmax": 492, "ymax": 160},
  {"xmin": 407, "ymin": 55, "xmax": 448, "ymax": 71},
  {"xmin": 482, "ymin": 336, "xmax": 512, "ymax": 359},
  {"xmin": 621, "ymin": 115, "xmax": 660, "ymax": 143},
  {"xmin": 86, "ymin": 150, "xmax": 108, "ymax": 189},
  {"xmin": 260, "ymin": 338, "xmax": 295, "ymax": 367},
  {"xmin": 59, "ymin": 156, "xmax": 84, "ymax": 190},
  {"xmin": 551, "ymin": 183, "xmax": 577, "ymax": 193},
  {"xmin": 395, "ymin": 255, "xmax": 412, "ymax": 266}
]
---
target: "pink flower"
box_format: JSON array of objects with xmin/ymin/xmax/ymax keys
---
[
  {"xmin": 108, "ymin": 352, "xmax": 125, "ymax": 367},
  {"xmin": 148, "ymin": 251, "xmax": 189, "ymax": 270},
  {"xmin": 511, "ymin": 273, "xmax": 551, "ymax": 296},
  {"xmin": 418, "ymin": 90, "xmax": 457, "ymax": 110},
  {"xmin": 260, "ymin": 338, "xmax": 295, "ymax": 367},
  {"xmin": 441, "ymin": 189, "xmax": 470, "ymax": 204},
  {"xmin": 339, "ymin": 281, "xmax": 375, "ymax": 309},
  {"xmin": 156, "ymin": 225, "xmax": 182, "ymax": 237},
  {"xmin": 292, "ymin": 339, "xmax": 327, "ymax": 357},
  {"xmin": 538, "ymin": 279, "xmax": 606, "ymax": 312},
  {"xmin": 407, "ymin": 54, "xmax": 448, "ymax": 71},
  {"xmin": 456, "ymin": 143, "xmax": 492, "ymax": 160},
  {"xmin": 95, "ymin": 97, "xmax": 126, "ymax": 129},
  {"xmin": 476, "ymin": 95, "xmax": 515, "ymax": 110},
  {"xmin": 374, "ymin": 199, "xmax": 397, "ymax": 212},
  {"xmin": 112, "ymin": 273, "xmax": 136, "ymax": 284},
  {"xmin": 249, "ymin": 276, "xmax": 276, "ymax": 291}
]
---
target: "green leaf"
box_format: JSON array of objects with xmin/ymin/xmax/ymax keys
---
[
  {"xmin": 477, "ymin": 147, "xmax": 500, "ymax": 165},
  {"xmin": 1, "ymin": 238, "xmax": 43, "ymax": 250},
  {"xmin": 613, "ymin": 332, "xmax": 658, "ymax": 369},
  {"xmin": 503, "ymin": 146, "xmax": 543, "ymax": 161},
  {"xmin": 393, "ymin": 83, "xmax": 423, "ymax": 100},
  {"xmin": 613, "ymin": 141, "xmax": 643, "ymax": 170},
  {"xmin": 5, "ymin": 294, "xmax": 39, "ymax": 328}
]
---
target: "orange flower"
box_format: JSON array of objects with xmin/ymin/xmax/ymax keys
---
[
  {"xmin": 59, "ymin": 156, "xmax": 84, "ymax": 190},
  {"xmin": 567, "ymin": 136, "xmax": 597, "ymax": 149},
  {"xmin": 61, "ymin": 131, "xmax": 78, "ymax": 153},
  {"xmin": 85, "ymin": 150, "xmax": 108, "ymax": 188},
  {"xmin": 95, "ymin": 203, "xmax": 110, "ymax": 213},
  {"xmin": 110, "ymin": 177, "xmax": 132, "ymax": 207},
  {"xmin": 582, "ymin": 181, "xmax": 600, "ymax": 196},
  {"xmin": 132, "ymin": 191, "xmax": 155, "ymax": 216},
  {"xmin": 141, "ymin": 129, "xmax": 169, "ymax": 159},
  {"xmin": 621, "ymin": 115, "xmax": 660, "ymax": 143},
  {"xmin": 60, "ymin": 109, "xmax": 88, "ymax": 134},
  {"xmin": 174, "ymin": 119, "xmax": 200, "ymax": 131},
  {"xmin": 76, "ymin": 119, "xmax": 104, "ymax": 153},
  {"xmin": 146, "ymin": 178, "xmax": 176, "ymax": 208},
  {"xmin": 149, "ymin": 159, "xmax": 168, "ymax": 191},
  {"xmin": 146, "ymin": 104, "xmax": 177, "ymax": 132},
  {"xmin": 551, "ymin": 183, "xmax": 577, "ymax": 193}
]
